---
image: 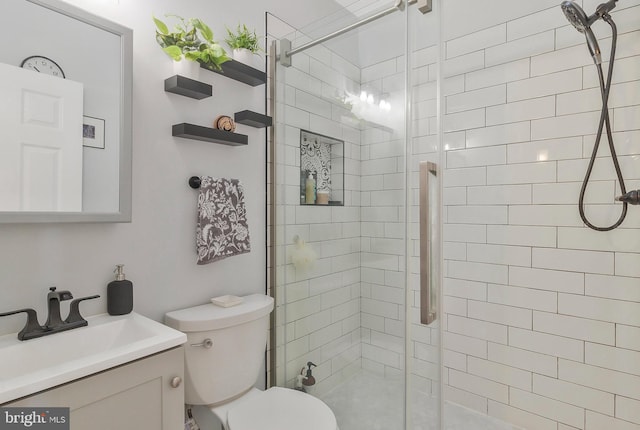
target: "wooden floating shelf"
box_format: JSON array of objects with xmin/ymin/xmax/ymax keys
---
[
  {"xmin": 164, "ymin": 75, "xmax": 212, "ymax": 100},
  {"xmin": 234, "ymin": 110, "xmax": 273, "ymax": 128},
  {"xmin": 172, "ymin": 123, "xmax": 248, "ymax": 146},
  {"xmin": 201, "ymin": 59, "xmax": 266, "ymax": 87}
]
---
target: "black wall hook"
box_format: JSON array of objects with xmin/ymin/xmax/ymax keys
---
[{"xmin": 188, "ymin": 176, "xmax": 201, "ymax": 189}]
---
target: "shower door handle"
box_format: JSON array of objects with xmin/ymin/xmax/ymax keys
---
[{"xmin": 419, "ymin": 161, "xmax": 437, "ymax": 325}]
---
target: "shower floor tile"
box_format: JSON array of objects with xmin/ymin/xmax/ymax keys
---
[{"xmin": 319, "ymin": 370, "xmax": 522, "ymax": 430}]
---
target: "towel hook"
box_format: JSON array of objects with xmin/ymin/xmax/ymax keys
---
[{"xmin": 188, "ymin": 176, "xmax": 201, "ymax": 189}]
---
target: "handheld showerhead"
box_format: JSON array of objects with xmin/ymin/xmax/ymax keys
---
[
  {"xmin": 560, "ymin": 0, "xmax": 613, "ymax": 64},
  {"xmin": 561, "ymin": 1, "xmax": 591, "ymax": 32},
  {"xmin": 561, "ymin": 0, "xmax": 618, "ymax": 30},
  {"xmin": 560, "ymin": 1, "xmax": 627, "ymax": 231}
]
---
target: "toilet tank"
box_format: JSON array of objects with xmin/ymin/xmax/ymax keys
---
[{"xmin": 164, "ymin": 294, "xmax": 274, "ymax": 406}]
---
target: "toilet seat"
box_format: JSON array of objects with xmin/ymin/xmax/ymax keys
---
[{"xmin": 226, "ymin": 387, "xmax": 337, "ymax": 430}]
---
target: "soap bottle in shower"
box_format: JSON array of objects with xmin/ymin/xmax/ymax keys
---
[
  {"xmin": 305, "ymin": 173, "xmax": 316, "ymax": 204},
  {"xmin": 302, "ymin": 361, "xmax": 317, "ymax": 394},
  {"xmin": 107, "ymin": 264, "xmax": 133, "ymax": 315}
]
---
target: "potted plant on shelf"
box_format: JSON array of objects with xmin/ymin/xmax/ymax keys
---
[
  {"xmin": 224, "ymin": 24, "xmax": 263, "ymax": 67},
  {"xmin": 153, "ymin": 15, "xmax": 230, "ymax": 78}
]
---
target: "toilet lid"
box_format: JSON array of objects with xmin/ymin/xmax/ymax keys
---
[{"xmin": 227, "ymin": 387, "xmax": 337, "ymax": 430}]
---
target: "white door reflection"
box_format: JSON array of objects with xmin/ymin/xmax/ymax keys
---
[{"xmin": 0, "ymin": 63, "xmax": 83, "ymax": 211}]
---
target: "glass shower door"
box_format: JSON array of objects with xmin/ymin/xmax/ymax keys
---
[
  {"xmin": 407, "ymin": 1, "xmax": 442, "ymax": 429},
  {"xmin": 268, "ymin": 1, "xmax": 442, "ymax": 429}
]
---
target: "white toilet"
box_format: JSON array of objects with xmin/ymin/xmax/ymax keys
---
[{"xmin": 165, "ymin": 294, "xmax": 338, "ymax": 430}]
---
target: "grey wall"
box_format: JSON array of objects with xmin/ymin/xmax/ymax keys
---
[{"xmin": 0, "ymin": 0, "xmax": 280, "ymax": 336}]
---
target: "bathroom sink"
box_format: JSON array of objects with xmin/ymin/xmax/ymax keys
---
[{"xmin": 0, "ymin": 313, "xmax": 186, "ymax": 404}]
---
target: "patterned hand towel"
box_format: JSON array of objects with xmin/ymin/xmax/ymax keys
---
[{"xmin": 196, "ymin": 177, "xmax": 251, "ymax": 265}]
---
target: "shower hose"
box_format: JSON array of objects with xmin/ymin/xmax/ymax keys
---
[{"xmin": 580, "ymin": 14, "xmax": 629, "ymax": 231}]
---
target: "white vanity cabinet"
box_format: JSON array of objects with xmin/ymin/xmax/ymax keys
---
[{"xmin": 6, "ymin": 347, "xmax": 184, "ymax": 430}]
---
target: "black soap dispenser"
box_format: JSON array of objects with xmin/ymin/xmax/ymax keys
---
[{"xmin": 107, "ymin": 264, "xmax": 133, "ymax": 315}]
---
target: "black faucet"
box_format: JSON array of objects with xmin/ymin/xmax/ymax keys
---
[
  {"xmin": 45, "ymin": 287, "xmax": 73, "ymax": 329},
  {"xmin": 0, "ymin": 287, "xmax": 100, "ymax": 341}
]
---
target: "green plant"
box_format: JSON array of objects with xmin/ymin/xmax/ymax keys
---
[
  {"xmin": 153, "ymin": 15, "xmax": 230, "ymax": 71},
  {"xmin": 224, "ymin": 24, "xmax": 262, "ymax": 54}
]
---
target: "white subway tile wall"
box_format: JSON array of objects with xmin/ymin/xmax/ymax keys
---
[{"xmin": 442, "ymin": 3, "xmax": 640, "ymax": 430}]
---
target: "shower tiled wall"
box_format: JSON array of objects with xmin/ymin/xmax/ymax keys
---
[{"xmin": 441, "ymin": 1, "xmax": 640, "ymax": 429}]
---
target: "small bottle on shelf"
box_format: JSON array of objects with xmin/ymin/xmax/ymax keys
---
[{"xmin": 305, "ymin": 173, "xmax": 316, "ymax": 204}]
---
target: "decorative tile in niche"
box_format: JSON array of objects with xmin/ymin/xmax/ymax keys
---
[
  {"xmin": 300, "ymin": 130, "xmax": 344, "ymax": 206},
  {"xmin": 301, "ymin": 138, "xmax": 331, "ymax": 191}
]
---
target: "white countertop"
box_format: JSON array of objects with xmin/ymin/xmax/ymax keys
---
[{"xmin": 0, "ymin": 312, "xmax": 186, "ymax": 404}]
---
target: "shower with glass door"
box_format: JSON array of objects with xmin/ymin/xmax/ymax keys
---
[
  {"xmin": 267, "ymin": 1, "xmax": 441, "ymax": 428},
  {"xmin": 267, "ymin": 0, "xmax": 640, "ymax": 429}
]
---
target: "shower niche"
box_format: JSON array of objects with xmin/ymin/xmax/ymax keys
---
[{"xmin": 299, "ymin": 130, "xmax": 344, "ymax": 206}]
